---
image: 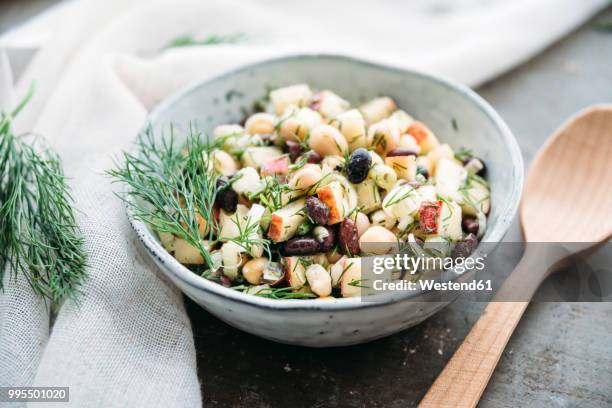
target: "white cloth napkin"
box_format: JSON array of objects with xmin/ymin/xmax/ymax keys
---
[{"xmin": 0, "ymin": 0, "xmax": 606, "ymax": 406}]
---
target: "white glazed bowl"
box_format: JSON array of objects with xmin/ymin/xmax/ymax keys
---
[{"xmin": 129, "ymin": 55, "xmax": 523, "ymax": 347}]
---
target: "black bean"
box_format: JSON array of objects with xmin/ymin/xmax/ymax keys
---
[
  {"xmin": 346, "ymin": 148, "xmax": 372, "ymax": 184},
  {"xmin": 215, "ymin": 178, "xmax": 238, "ymax": 213},
  {"xmin": 305, "ymin": 196, "xmax": 330, "ymax": 225},
  {"xmin": 319, "ymin": 226, "xmax": 336, "ymax": 252},
  {"xmin": 282, "ymin": 236, "xmax": 321, "ymax": 256},
  {"xmin": 284, "ymin": 140, "xmax": 302, "ymax": 162},
  {"xmin": 338, "ymin": 219, "xmax": 360, "ymax": 255},
  {"xmin": 462, "ymin": 216, "xmax": 479, "ymax": 235}
]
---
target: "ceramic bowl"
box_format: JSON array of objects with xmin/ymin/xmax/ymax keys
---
[{"xmin": 129, "ymin": 54, "xmax": 523, "ymax": 347}]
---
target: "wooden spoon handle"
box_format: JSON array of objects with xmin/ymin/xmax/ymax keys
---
[{"xmin": 418, "ymin": 246, "xmax": 556, "ymax": 408}]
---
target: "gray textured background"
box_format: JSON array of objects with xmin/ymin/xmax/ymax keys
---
[{"xmin": 1, "ymin": 1, "xmax": 611, "ymax": 407}]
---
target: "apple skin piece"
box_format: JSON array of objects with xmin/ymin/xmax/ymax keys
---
[
  {"xmin": 260, "ymin": 155, "xmax": 290, "ymax": 177},
  {"xmin": 340, "ymin": 258, "xmax": 363, "ymax": 298},
  {"xmin": 419, "ymin": 200, "xmax": 442, "ymax": 234},
  {"xmin": 267, "ymin": 199, "xmax": 307, "ymax": 242},
  {"xmin": 407, "ymin": 121, "xmax": 440, "ymax": 154},
  {"xmin": 419, "ymin": 200, "xmax": 463, "ymax": 241},
  {"xmin": 283, "ymin": 256, "xmax": 308, "ymax": 288},
  {"xmin": 316, "ymin": 181, "xmax": 347, "ymax": 224}
]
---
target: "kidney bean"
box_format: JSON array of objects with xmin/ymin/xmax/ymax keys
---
[
  {"xmin": 305, "ymin": 196, "xmax": 330, "ymax": 225},
  {"xmin": 283, "ymin": 236, "xmax": 321, "ymax": 256},
  {"xmin": 451, "ymin": 233, "xmax": 478, "ymax": 259},
  {"xmin": 338, "ymin": 218, "xmax": 360, "ymax": 255},
  {"xmin": 305, "ymin": 150, "xmax": 322, "ymax": 164},
  {"xmin": 386, "ymin": 148, "xmax": 418, "ymax": 157},
  {"xmin": 284, "ymin": 140, "xmax": 302, "ymax": 162},
  {"xmin": 462, "ymin": 216, "xmax": 479, "ymax": 235}
]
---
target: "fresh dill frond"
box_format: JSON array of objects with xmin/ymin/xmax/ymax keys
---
[
  {"xmin": 108, "ymin": 124, "xmax": 218, "ymax": 268},
  {"xmin": 0, "ymin": 90, "xmax": 88, "ymax": 303}
]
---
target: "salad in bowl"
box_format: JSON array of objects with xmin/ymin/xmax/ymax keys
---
[{"xmin": 113, "ymin": 83, "xmax": 490, "ymax": 300}]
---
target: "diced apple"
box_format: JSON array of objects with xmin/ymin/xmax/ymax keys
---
[
  {"xmin": 385, "ymin": 150, "xmax": 417, "ymax": 180},
  {"xmin": 355, "ymin": 179, "xmax": 381, "ymax": 214},
  {"xmin": 316, "ymin": 181, "xmax": 347, "ymax": 224},
  {"xmin": 382, "ymin": 183, "xmax": 421, "ymax": 219},
  {"xmin": 407, "ymin": 121, "xmax": 440, "ymax": 154},
  {"xmin": 218, "ymin": 204, "xmax": 249, "ymax": 241},
  {"xmin": 241, "ymin": 146, "xmax": 283, "ymax": 169},
  {"xmin": 270, "ymin": 84, "xmax": 313, "ymax": 115},
  {"xmin": 370, "ymin": 209, "xmax": 397, "ymax": 230},
  {"xmin": 435, "ymin": 158, "xmax": 467, "ymax": 202},
  {"xmin": 283, "ymin": 256, "xmax": 307, "ymax": 288},
  {"xmin": 359, "ymin": 97, "xmax": 397, "ymax": 125},
  {"xmin": 367, "ymin": 118, "xmax": 400, "ymax": 155},
  {"xmin": 267, "ymin": 199, "xmax": 307, "ymax": 242},
  {"xmin": 221, "ymin": 241, "xmax": 245, "ymax": 280},
  {"xmin": 427, "ymin": 144, "xmax": 456, "ymax": 171},
  {"xmin": 460, "ymin": 177, "xmax": 491, "ymax": 216},
  {"xmin": 260, "ymin": 155, "xmax": 290, "ymax": 177},
  {"xmin": 310, "ymin": 90, "xmax": 350, "ymax": 118},
  {"xmin": 329, "ymin": 109, "xmax": 367, "ymax": 150},
  {"xmin": 232, "ymin": 167, "xmax": 264, "ymax": 196},
  {"xmin": 340, "ymin": 258, "xmax": 362, "ymax": 298},
  {"xmin": 417, "ymin": 185, "xmax": 437, "ymax": 202}
]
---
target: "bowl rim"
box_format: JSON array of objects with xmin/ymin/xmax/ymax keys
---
[{"xmin": 128, "ymin": 53, "xmax": 524, "ymax": 311}]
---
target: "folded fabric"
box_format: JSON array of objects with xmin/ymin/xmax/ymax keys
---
[{"xmin": 0, "ymin": 0, "xmax": 606, "ymax": 406}]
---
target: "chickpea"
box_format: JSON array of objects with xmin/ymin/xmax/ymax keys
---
[
  {"xmin": 245, "ymin": 113, "xmax": 275, "ymax": 135},
  {"xmin": 354, "ymin": 212, "xmax": 371, "ymax": 237},
  {"xmin": 213, "ymin": 150, "xmax": 239, "ymax": 176},
  {"xmin": 359, "ymin": 226, "xmax": 399, "ymax": 255},
  {"xmin": 305, "ymin": 264, "xmax": 332, "ymax": 297},
  {"xmin": 329, "ymin": 256, "xmax": 347, "ymax": 287},
  {"xmin": 289, "ymin": 164, "xmax": 323, "ymax": 192},
  {"xmin": 309, "ymin": 124, "xmax": 349, "ymax": 157},
  {"xmin": 369, "ymin": 151, "xmax": 384, "ymax": 166},
  {"xmin": 277, "ymin": 107, "xmax": 321, "ymax": 141},
  {"xmin": 368, "ymin": 164, "xmax": 397, "ymax": 190},
  {"xmin": 367, "ymin": 119, "xmax": 400, "ymax": 155},
  {"xmin": 242, "ymin": 257, "xmax": 268, "ymax": 285},
  {"xmin": 213, "ymin": 124, "xmax": 243, "ymax": 139}
]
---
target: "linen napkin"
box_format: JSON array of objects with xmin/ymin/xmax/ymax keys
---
[{"xmin": 0, "ymin": 0, "xmax": 607, "ymax": 406}]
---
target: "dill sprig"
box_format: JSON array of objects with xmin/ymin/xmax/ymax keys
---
[
  {"xmin": 108, "ymin": 124, "xmax": 219, "ymax": 268},
  {"xmin": 0, "ymin": 91, "xmax": 87, "ymax": 303}
]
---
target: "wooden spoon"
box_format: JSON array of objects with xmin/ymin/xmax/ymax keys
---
[{"xmin": 419, "ymin": 105, "xmax": 612, "ymax": 408}]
